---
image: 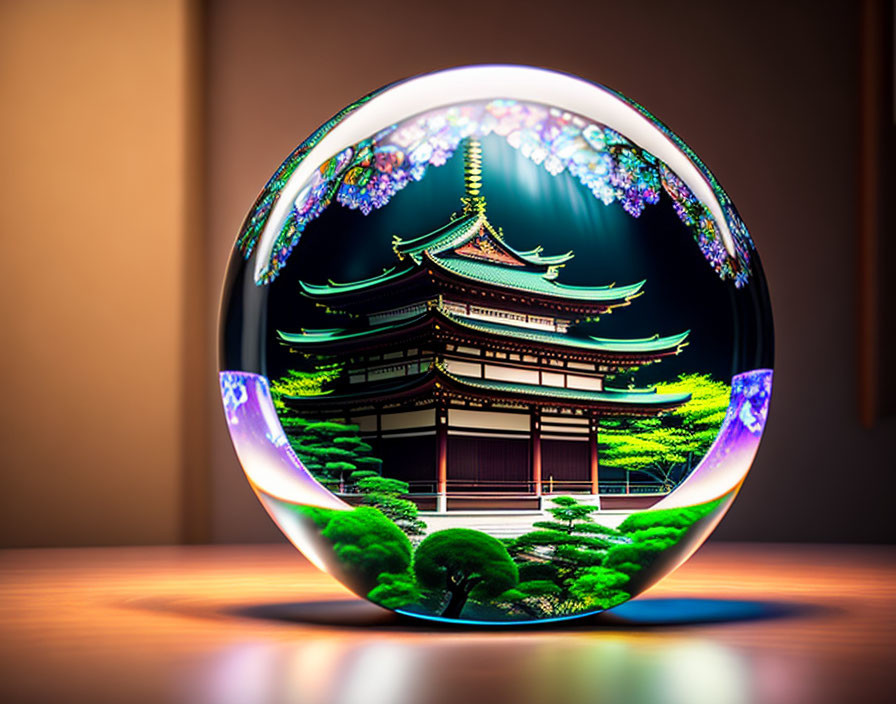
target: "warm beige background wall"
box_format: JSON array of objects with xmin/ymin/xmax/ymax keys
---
[
  {"xmin": 204, "ymin": 0, "xmax": 896, "ymax": 544},
  {"xmin": 0, "ymin": 0, "xmax": 203, "ymax": 546},
  {"xmin": 1, "ymin": 0, "xmax": 892, "ymax": 548}
]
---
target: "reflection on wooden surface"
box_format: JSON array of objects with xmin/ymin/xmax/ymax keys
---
[{"xmin": 0, "ymin": 544, "xmax": 893, "ymax": 704}]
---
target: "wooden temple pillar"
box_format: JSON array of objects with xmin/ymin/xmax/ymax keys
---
[
  {"xmin": 436, "ymin": 404, "xmax": 448, "ymax": 513},
  {"xmin": 530, "ymin": 409, "xmax": 542, "ymax": 498},
  {"xmin": 588, "ymin": 414, "xmax": 600, "ymax": 500}
]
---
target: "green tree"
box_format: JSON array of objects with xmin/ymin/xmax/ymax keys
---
[
  {"xmin": 282, "ymin": 419, "xmax": 382, "ymax": 488},
  {"xmin": 497, "ymin": 580, "xmax": 562, "ymax": 619},
  {"xmin": 605, "ymin": 498, "xmax": 724, "ymax": 577},
  {"xmin": 599, "ymin": 374, "xmax": 730, "ymax": 491},
  {"xmin": 568, "ymin": 566, "xmax": 630, "ymax": 609},
  {"xmin": 616, "ymin": 498, "xmax": 723, "ymax": 534},
  {"xmin": 414, "ymin": 528, "xmax": 519, "ymax": 619},
  {"xmin": 505, "ymin": 497, "xmax": 617, "ymax": 615},
  {"xmin": 271, "ymin": 364, "xmax": 385, "ymax": 488},
  {"xmin": 532, "ymin": 495, "xmax": 618, "ymax": 538},
  {"xmin": 311, "ymin": 506, "xmax": 413, "ymax": 593},
  {"xmin": 270, "ymin": 364, "xmax": 342, "ymax": 410},
  {"xmin": 367, "ymin": 572, "xmax": 421, "ymax": 609},
  {"xmin": 354, "ymin": 475, "xmax": 427, "ymax": 537}
]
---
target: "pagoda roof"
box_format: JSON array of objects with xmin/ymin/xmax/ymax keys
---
[
  {"xmin": 426, "ymin": 251, "xmax": 645, "ymax": 303},
  {"xmin": 393, "ymin": 213, "xmax": 575, "ymax": 267},
  {"xmin": 442, "ymin": 311, "xmax": 689, "ymax": 355},
  {"xmin": 298, "ymin": 265, "xmax": 417, "ymax": 297},
  {"xmin": 277, "ymin": 307, "xmax": 688, "ymax": 359},
  {"xmin": 277, "ymin": 313, "xmax": 426, "ymax": 345},
  {"xmin": 296, "ymin": 255, "xmax": 641, "ymax": 309},
  {"xmin": 282, "ymin": 369, "xmax": 436, "ymax": 408},
  {"xmin": 438, "ymin": 367, "xmax": 691, "ymax": 408},
  {"xmin": 281, "ymin": 363, "xmax": 691, "ymax": 414}
]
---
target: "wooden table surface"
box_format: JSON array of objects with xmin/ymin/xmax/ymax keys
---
[{"xmin": 0, "ymin": 543, "xmax": 893, "ymax": 704}]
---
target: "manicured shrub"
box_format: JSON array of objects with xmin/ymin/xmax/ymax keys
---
[{"xmin": 414, "ymin": 528, "xmax": 518, "ymax": 619}]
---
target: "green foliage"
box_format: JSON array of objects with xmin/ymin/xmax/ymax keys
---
[
  {"xmin": 617, "ymin": 499, "xmax": 722, "ymax": 534},
  {"xmin": 662, "ymin": 374, "xmax": 731, "ymax": 431},
  {"xmin": 510, "ymin": 529, "xmax": 602, "ymax": 552},
  {"xmin": 504, "ymin": 496, "xmax": 619, "ymax": 616},
  {"xmin": 270, "ymin": 365, "xmax": 342, "ymax": 410},
  {"xmin": 357, "ymin": 476, "xmax": 410, "ymax": 495},
  {"xmin": 497, "ymin": 580, "xmax": 562, "ymax": 616},
  {"xmin": 603, "ymin": 499, "xmax": 724, "ymax": 577},
  {"xmin": 295, "ymin": 505, "xmax": 334, "ymax": 530},
  {"xmin": 351, "ymin": 456, "xmax": 383, "ymax": 469},
  {"xmin": 278, "ymin": 416, "xmax": 383, "ymax": 487},
  {"xmin": 414, "ymin": 528, "xmax": 519, "ymax": 619},
  {"xmin": 603, "ymin": 539, "xmax": 672, "ymax": 576},
  {"xmin": 599, "ymin": 373, "xmax": 731, "ymax": 490},
  {"xmin": 355, "ymin": 476, "xmax": 427, "ymax": 537},
  {"xmin": 349, "ymin": 469, "xmax": 379, "ymax": 482},
  {"xmin": 568, "ymin": 567, "xmax": 630, "ymax": 609},
  {"xmin": 334, "ymin": 436, "xmax": 373, "ymax": 453},
  {"xmin": 517, "ymin": 562, "xmax": 560, "ymax": 583},
  {"xmin": 325, "ymin": 461, "xmax": 356, "ymax": 474},
  {"xmin": 626, "ymin": 526, "xmax": 685, "ymax": 544},
  {"xmin": 542, "ymin": 495, "xmax": 601, "ymax": 531},
  {"xmin": 367, "ymin": 572, "xmax": 421, "ymax": 609},
  {"xmin": 315, "ymin": 506, "xmax": 413, "ymax": 592}
]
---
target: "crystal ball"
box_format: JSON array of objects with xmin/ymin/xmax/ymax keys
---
[{"xmin": 219, "ymin": 65, "xmax": 773, "ymax": 624}]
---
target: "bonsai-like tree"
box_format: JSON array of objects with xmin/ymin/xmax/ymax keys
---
[
  {"xmin": 599, "ymin": 374, "xmax": 730, "ymax": 491},
  {"xmin": 352, "ymin": 473, "xmax": 427, "ymax": 537},
  {"xmin": 269, "ymin": 364, "xmax": 342, "ymax": 407},
  {"xmin": 282, "ymin": 419, "xmax": 382, "ymax": 489},
  {"xmin": 367, "ymin": 572, "xmax": 421, "ymax": 610},
  {"xmin": 506, "ymin": 496, "xmax": 617, "ymax": 610},
  {"xmin": 318, "ymin": 506, "xmax": 413, "ymax": 593},
  {"xmin": 532, "ymin": 495, "xmax": 616, "ymax": 538},
  {"xmin": 568, "ymin": 566, "xmax": 630, "ymax": 610},
  {"xmin": 414, "ymin": 528, "xmax": 519, "ymax": 619}
]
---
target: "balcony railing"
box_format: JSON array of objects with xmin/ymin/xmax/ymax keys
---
[{"xmin": 337, "ymin": 478, "xmax": 669, "ymax": 497}]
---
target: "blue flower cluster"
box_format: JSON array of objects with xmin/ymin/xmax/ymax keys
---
[{"xmin": 239, "ymin": 98, "xmax": 754, "ymax": 287}]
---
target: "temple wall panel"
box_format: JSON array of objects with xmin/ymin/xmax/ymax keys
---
[
  {"xmin": 447, "ymin": 436, "xmax": 530, "ymax": 487},
  {"xmin": 566, "ymin": 375, "xmax": 603, "ymax": 391},
  {"xmin": 350, "ymin": 415, "xmax": 378, "ymax": 432},
  {"xmin": 484, "ymin": 364, "xmax": 540, "ymax": 385},
  {"xmin": 448, "ymin": 409, "xmax": 529, "ymax": 432},
  {"xmin": 542, "ymin": 439, "xmax": 591, "ymax": 486},
  {"xmin": 381, "ymin": 409, "xmax": 436, "ymax": 431},
  {"xmin": 455, "ymin": 345, "xmax": 481, "ymax": 356},
  {"xmin": 541, "ymin": 422, "xmax": 590, "ymax": 436},
  {"xmin": 540, "ymin": 415, "xmax": 589, "ymax": 426},
  {"xmin": 443, "ymin": 359, "xmax": 483, "ymax": 377},
  {"xmin": 380, "ymin": 434, "xmax": 436, "ymax": 486},
  {"xmin": 542, "ymin": 371, "xmax": 565, "ymax": 387}
]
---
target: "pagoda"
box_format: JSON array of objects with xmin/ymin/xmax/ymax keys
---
[{"xmin": 278, "ymin": 138, "xmax": 691, "ymax": 512}]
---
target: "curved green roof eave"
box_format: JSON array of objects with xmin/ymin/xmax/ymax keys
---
[
  {"xmin": 441, "ymin": 369, "xmax": 692, "ymax": 406},
  {"xmin": 429, "ymin": 252, "xmax": 646, "ymax": 302}
]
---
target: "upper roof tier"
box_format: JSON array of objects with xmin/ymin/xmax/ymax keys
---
[
  {"xmin": 296, "ymin": 137, "xmax": 644, "ymax": 316},
  {"xmin": 298, "ymin": 256, "xmax": 644, "ymax": 307},
  {"xmin": 392, "ymin": 213, "xmax": 574, "ymax": 268},
  {"xmin": 425, "ymin": 251, "xmax": 645, "ymax": 303}
]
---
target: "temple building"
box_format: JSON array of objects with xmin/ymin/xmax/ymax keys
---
[{"xmin": 278, "ymin": 138, "xmax": 691, "ymax": 511}]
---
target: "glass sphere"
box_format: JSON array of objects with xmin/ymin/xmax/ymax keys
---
[{"xmin": 219, "ymin": 65, "xmax": 773, "ymax": 624}]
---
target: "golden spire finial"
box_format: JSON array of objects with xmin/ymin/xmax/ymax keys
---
[{"xmin": 462, "ymin": 137, "xmax": 487, "ymax": 215}]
